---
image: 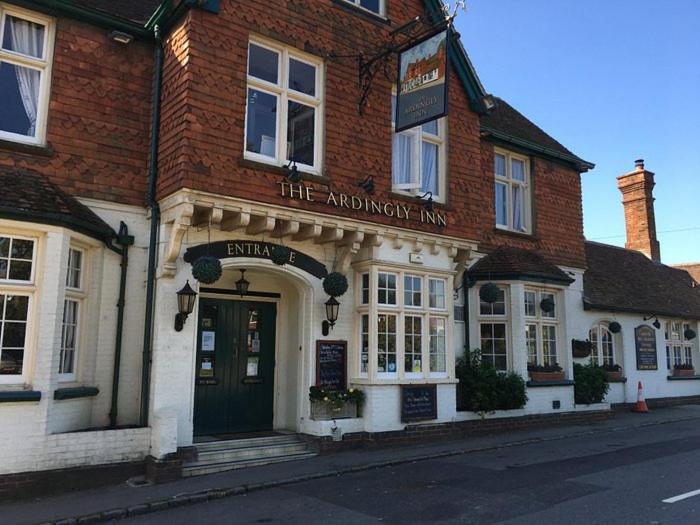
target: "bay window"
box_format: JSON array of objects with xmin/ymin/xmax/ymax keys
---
[
  {"xmin": 245, "ymin": 38, "xmax": 323, "ymax": 173},
  {"xmin": 495, "ymin": 149, "xmax": 531, "ymax": 233},
  {"xmin": 59, "ymin": 247, "xmax": 84, "ymax": 380},
  {"xmin": 0, "ymin": 5, "xmax": 54, "ymax": 145},
  {"xmin": 478, "ymin": 286, "xmax": 508, "ymax": 370},
  {"xmin": 665, "ymin": 321, "xmax": 694, "ymax": 370},
  {"xmin": 524, "ymin": 289, "xmax": 559, "ymax": 367}
]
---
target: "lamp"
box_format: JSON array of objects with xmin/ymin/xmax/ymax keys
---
[
  {"xmin": 174, "ymin": 280, "xmax": 197, "ymax": 331},
  {"xmin": 358, "ymin": 175, "xmax": 375, "ymax": 195},
  {"xmin": 322, "ymin": 296, "xmax": 340, "ymax": 336},
  {"xmin": 419, "ymin": 191, "xmax": 434, "ymax": 212},
  {"xmin": 644, "ymin": 315, "xmax": 661, "ymax": 330},
  {"xmin": 285, "ymin": 159, "xmax": 301, "ymax": 183},
  {"xmin": 235, "ymin": 269, "xmax": 250, "ymax": 297},
  {"xmin": 109, "ymin": 30, "xmax": 134, "ymax": 45}
]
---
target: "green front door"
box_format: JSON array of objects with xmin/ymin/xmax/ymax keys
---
[{"xmin": 194, "ymin": 299, "xmax": 276, "ymax": 435}]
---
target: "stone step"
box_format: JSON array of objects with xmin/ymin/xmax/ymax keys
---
[
  {"xmin": 182, "ymin": 451, "xmax": 317, "ymax": 477},
  {"xmin": 194, "ymin": 435, "xmax": 302, "ymax": 452},
  {"xmin": 193, "ymin": 442, "xmax": 311, "ymax": 464}
]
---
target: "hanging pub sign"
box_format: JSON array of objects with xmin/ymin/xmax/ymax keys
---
[
  {"xmin": 395, "ymin": 29, "xmax": 449, "ymax": 133},
  {"xmin": 635, "ymin": 324, "xmax": 658, "ymax": 370}
]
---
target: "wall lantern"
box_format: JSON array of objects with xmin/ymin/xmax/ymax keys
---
[
  {"xmin": 235, "ymin": 269, "xmax": 250, "ymax": 297},
  {"xmin": 644, "ymin": 315, "xmax": 661, "ymax": 330},
  {"xmin": 322, "ymin": 296, "xmax": 340, "ymax": 336},
  {"xmin": 108, "ymin": 30, "xmax": 134, "ymax": 45},
  {"xmin": 174, "ymin": 280, "xmax": 197, "ymax": 331},
  {"xmin": 285, "ymin": 159, "xmax": 301, "ymax": 183}
]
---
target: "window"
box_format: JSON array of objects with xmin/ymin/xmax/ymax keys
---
[
  {"xmin": 0, "ymin": 235, "xmax": 35, "ymax": 382},
  {"xmin": 245, "ymin": 39, "xmax": 323, "ymax": 173},
  {"xmin": 360, "ymin": 314, "xmax": 369, "ymax": 374},
  {"xmin": 404, "ymin": 315, "xmax": 422, "ymax": 373},
  {"xmin": 377, "ymin": 313, "xmax": 397, "ymax": 374},
  {"xmin": 404, "ymin": 275, "xmax": 422, "ymax": 308},
  {"xmin": 377, "ymin": 272, "xmax": 397, "ymax": 306},
  {"xmin": 429, "ymin": 317, "xmax": 446, "ymax": 373},
  {"xmin": 589, "ymin": 323, "xmax": 615, "ymax": 367},
  {"xmin": 391, "ymin": 95, "xmax": 446, "ymax": 202},
  {"xmin": 59, "ymin": 247, "xmax": 84, "ymax": 380},
  {"xmin": 477, "ymin": 285, "xmax": 508, "ymax": 370},
  {"xmin": 665, "ymin": 321, "xmax": 694, "ymax": 371},
  {"xmin": 341, "ymin": 0, "xmax": 384, "ymax": 16},
  {"xmin": 524, "ymin": 288, "xmax": 559, "ymax": 367},
  {"xmin": 361, "ymin": 273, "xmax": 369, "ymax": 305},
  {"xmin": 0, "ymin": 6, "xmax": 54, "ymax": 144},
  {"xmin": 495, "ymin": 149, "xmax": 531, "ymax": 233},
  {"xmin": 428, "ymin": 278, "xmax": 446, "ymax": 309}
]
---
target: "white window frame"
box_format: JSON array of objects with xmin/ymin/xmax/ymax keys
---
[
  {"xmin": 477, "ymin": 285, "xmax": 509, "ymax": 371},
  {"xmin": 589, "ymin": 322, "xmax": 616, "ymax": 367},
  {"xmin": 391, "ymin": 94, "xmax": 447, "ymax": 202},
  {"xmin": 341, "ymin": 0, "xmax": 385, "ymax": 16},
  {"xmin": 665, "ymin": 320, "xmax": 695, "ymax": 371},
  {"xmin": 59, "ymin": 247, "xmax": 85, "ymax": 382},
  {"xmin": 244, "ymin": 37, "xmax": 324, "ymax": 175},
  {"xmin": 494, "ymin": 148, "xmax": 531, "ymax": 234},
  {"xmin": 0, "ymin": 4, "xmax": 55, "ymax": 145},
  {"xmin": 524, "ymin": 288, "xmax": 560, "ymax": 367},
  {"xmin": 0, "ymin": 233, "xmax": 37, "ymax": 384}
]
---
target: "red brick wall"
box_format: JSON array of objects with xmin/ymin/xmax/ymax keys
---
[
  {"xmin": 0, "ymin": 16, "xmax": 153, "ymax": 206},
  {"xmin": 157, "ymin": 1, "xmax": 587, "ymax": 268}
]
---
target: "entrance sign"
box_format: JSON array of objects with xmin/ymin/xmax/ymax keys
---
[
  {"xmin": 635, "ymin": 325, "xmax": 658, "ymax": 370},
  {"xmin": 400, "ymin": 384, "xmax": 437, "ymax": 422},
  {"xmin": 395, "ymin": 29, "xmax": 449, "ymax": 133},
  {"xmin": 316, "ymin": 340, "xmax": 347, "ymax": 391},
  {"xmin": 185, "ymin": 241, "xmax": 328, "ymax": 280}
]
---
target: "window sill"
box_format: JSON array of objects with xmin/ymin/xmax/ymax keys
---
[
  {"xmin": 331, "ymin": 0, "xmax": 390, "ymax": 25},
  {"xmin": 54, "ymin": 386, "xmax": 99, "ymax": 400},
  {"xmin": 0, "ymin": 138, "xmax": 54, "ymax": 157},
  {"xmin": 0, "ymin": 390, "xmax": 41, "ymax": 403},
  {"xmin": 350, "ymin": 377, "xmax": 458, "ymax": 385},
  {"xmin": 238, "ymin": 158, "xmax": 331, "ymax": 186},
  {"xmin": 667, "ymin": 375, "xmax": 700, "ymax": 381},
  {"xmin": 607, "ymin": 377, "xmax": 628, "ymax": 383},
  {"xmin": 389, "ymin": 191, "xmax": 451, "ymax": 211},
  {"xmin": 494, "ymin": 227, "xmax": 537, "ymax": 240},
  {"xmin": 526, "ymin": 379, "xmax": 574, "ymax": 388}
]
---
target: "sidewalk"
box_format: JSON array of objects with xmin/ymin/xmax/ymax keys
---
[{"xmin": 5, "ymin": 405, "xmax": 700, "ymax": 525}]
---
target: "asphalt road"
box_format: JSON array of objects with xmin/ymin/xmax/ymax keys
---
[{"xmin": 125, "ymin": 418, "xmax": 700, "ymax": 524}]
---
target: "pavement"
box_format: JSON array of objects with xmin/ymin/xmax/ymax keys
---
[{"xmin": 3, "ymin": 405, "xmax": 700, "ymax": 525}]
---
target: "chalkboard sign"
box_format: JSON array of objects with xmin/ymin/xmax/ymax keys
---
[
  {"xmin": 401, "ymin": 385, "xmax": 437, "ymax": 422},
  {"xmin": 316, "ymin": 340, "xmax": 347, "ymax": 391},
  {"xmin": 635, "ymin": 325, "xmax": 658, "ymax": 370}
]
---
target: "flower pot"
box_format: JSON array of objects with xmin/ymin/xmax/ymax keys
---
[
  {"xmin": 529, "ymin": 371, "xmax": 566, "ymax": 382},
  {"xmin": 310, "ymin": 399, "xmax": 358, "ymax": 420},
  {"xmin": 605, "ymin": 370, "xmax": 624, "ymax": 382},
  {"xmin": 672, "ymin": 368, "xmax": 695, "ymax": 377}
]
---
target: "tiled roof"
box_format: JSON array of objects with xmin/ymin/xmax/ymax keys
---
[
  {"xmin": 584, "ymin": 242, "xmax": 700, "ymax": 320},
  {"xmin": 469, "ymin": 246, "xmax": 574, "ymax": 285},
  {"xmin": 71, "ymin": 0, "xmax": 162, "ymax": 24},
  {"xmin": 481, "ymin": 97, "xmax": 594, "ymax": 170},
  {"xmin": 0, "ymin": 167, "xmax": 115, "ymax": 242}
]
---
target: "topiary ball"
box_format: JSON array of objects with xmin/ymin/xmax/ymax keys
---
[
  {"xmin": 685, "ymin": 328, "xmax": 697, "ymax": 341},
  {"xmin": 191, "ymin": 256, "xmax": 222, "ymax": 285},
  {"xmin": 323, "ymin": 272, "xmax": 349, "ymax": 297},
  {"xmin": 608, "ymin": 321, "xmax": 622, "ymax": 334},
  {"xmin": 271, "ymin": 245, "xmax": 291, "ymax": 266},
  {"xmin": 540, "ymin": 296, "xmax": 555, "ymax": 313},
  {"xmin": 479, "ymin": 282, "xmax": 500, "ymax": 304}
]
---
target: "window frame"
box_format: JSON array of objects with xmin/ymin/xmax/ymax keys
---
[
  {"xmin": 589, "ymin": 322, "xmax": 616, "ymax": 367},
  {"xmin": 494, "ymin": 148, "xmax": 532, "ymax": 234},
  {"xmin": 58, "ymin": 246, "xmax": 85, "ymax": 382},
  {"xmin": 477, "ymin": 285, "xmax": 509, "ymax": 371},
  {"xmin": 665, "ymin": 320, "xmax": 695, "ymax": 370},
  {"xmin": 244, "ymin": 37, "xmax": 324, "ymax": 175},
  {"xmin": 340, "ymin": 0, "xmax": 386, "ymax": 17},
  {"xmin": 523, "ymin": 288, "xmax": 560, "ymax": 367},
  {"xmin": 0, "ymin": 4, "xmax": 55, "ymax": 146}
]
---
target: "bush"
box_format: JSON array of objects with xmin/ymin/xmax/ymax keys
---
[
  {"xmin": 456, "ymin": 349, "xmax": 527, "ymax": 413},
  {"xmin": 573, "ymin": 363, "xmax": 609, "ymax": 404}
]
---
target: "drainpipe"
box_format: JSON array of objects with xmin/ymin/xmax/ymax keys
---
[
  {"xmin": 462, "ymin": 272, "xmax": 471, "ymax": 352},
  {"xmin": 105, "ymin": 222, "xmax": 135, "ymax": 428},
  {"xmin": 140, "ymin": 25, "xmax": 164, "ymax": 428}
]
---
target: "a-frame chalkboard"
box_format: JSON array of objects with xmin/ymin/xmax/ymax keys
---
[{"xmin": 315, "ymin": 340, "xmax": 347, "ymax": 391}]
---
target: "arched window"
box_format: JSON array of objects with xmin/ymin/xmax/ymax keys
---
[{"xmin": 589, "ymin": 322, "xmax": 615, "ymax": 367}]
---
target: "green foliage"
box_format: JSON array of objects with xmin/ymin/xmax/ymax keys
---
[
  {"xmin": 323, "ymin": 272, "xmax": 349, "ymax": 297},
  {"xmin": 309, "ymin": 386, "xmax": 365, "ymax": 409},
  {"xmin": 527, "ymin": 363, "xmax": 563, "ymax": 373},
  {"xmin": 191, "ymin": 256, "xmax": 222, "ymax": 284},
  {"xmin": 456, "ymin": 349, "xmax": 527, "ymax": 413},
  {"xmin": 573, "ymin": 363, "xmax": 609, "ymax": 404},
  {"xmin": 540, "ymin": 296, "xmax": 555, "ymax": 313},
  {"xmin": 479, "ymin": 283, "xmax": 500, "ymax": 304},
  {"xmin": 270, "ymin": 245, "xmax": 291, "ymax": 265}
]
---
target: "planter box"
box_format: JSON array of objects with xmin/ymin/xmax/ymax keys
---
[
  {"xmin": 571, "ymin": 339, "xmax": 592, "ymax": 358},
  {"xmin": 605, "ymin": 371, "xmax": 624, "ymax": 382},
  {"xmin": 672, "ymin": 368, "xmax": 695, "ymax": 377},
  {"xmin": 310, "ymin": 399, "xmax": 358, "ymax": 420},
  {"xmin": 529, "ymin": 371, "xmax": 566, "ymax": 382}
]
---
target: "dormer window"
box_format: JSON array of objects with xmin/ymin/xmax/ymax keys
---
[{"xmin": 494, "ymin": 148, "xmax": 531, "ymax": 233}]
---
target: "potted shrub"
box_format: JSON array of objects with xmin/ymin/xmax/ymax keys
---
[
  {"xmin": 571, "ymin": 339, "xmax": 592, "ymax": 358},
  {"xmin": 601, "ymin": 363, "xmax": 623, "ymax": 381},
  {"xmin": 528, "ymin": 363, "xmax": 565, "ymax": 382},
  {"xmin": 309, "ymin": 386, "xmax": 365, "ymax": 420},
  {"xmin": 673, "ymin": 363, "xmax": 695, "ymax": 377}
]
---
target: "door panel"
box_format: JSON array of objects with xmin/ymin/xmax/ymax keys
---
[{"xmin": 194, "ymin": 299, "xmax": 276, "ymax": 436}]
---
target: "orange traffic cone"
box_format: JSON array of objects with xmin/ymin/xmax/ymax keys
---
[{"xmin": 632, "ymin": 381, "xmax": 649, "ymax": 413}]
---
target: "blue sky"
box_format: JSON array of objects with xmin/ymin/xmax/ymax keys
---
[{"xmin": 455, "ymin": 0, "xmax": 700, "ymax": 265}]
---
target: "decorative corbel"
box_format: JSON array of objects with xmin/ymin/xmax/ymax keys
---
[
  {"xmin": 246, "ymin": 214, "xmax": 276, "ymax": 235},
  {"xmin": 161, "ymin": 203, "xmax": 195, "ymax": 278},
  {"xmin": 315, "ymin": 226, "xmax": 343, "ymax": 244},
  {"xmin": 272, "ymin": 219, "xmax": 300, "ymax": 238},
  {"xmin": 220, "ymin": 210, "xmax": 250, "ymax": 231},
  {"xmin": 293, "ymin": 221, "xmax": 322, "ymax": 242},
  {"xmin": 453, "ymin": 247, "xmax": 471, "ymax": 288},
  {"xmin": 336, "ymin": 230, "xmax": 365, "ymax": 274}
]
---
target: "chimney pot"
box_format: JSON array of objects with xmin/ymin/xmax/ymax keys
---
[{"xmin": 635, "ymin": 158, "xmax": 645, "ymax": 170}]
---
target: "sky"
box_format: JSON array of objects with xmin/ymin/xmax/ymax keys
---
[{"xmin": 454, "ymin": 0, "xmax": 700, "ymax": 265}]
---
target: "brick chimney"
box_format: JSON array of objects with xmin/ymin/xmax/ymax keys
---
[{"xmin": 617, "ymin": 159, "xmax": 661, "ymax": 262}]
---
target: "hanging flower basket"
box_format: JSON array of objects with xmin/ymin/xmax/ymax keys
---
[
  {"xmin": 270, "ymin": 245, "xmax": 291, "ymax": 266},
  {"xmin": 608, "ymin": 321, "xmax": 622, "ymax": 334},
  {"xmin": 571, "ymin": 339, "xmax": 592, "ymax": 358},
  {"xmin": 479, "ymin": 282, "xmax": 500, "ymax": 304},
  {"xmin": 191, "ymin": 256, "xmax": 222, "ymax": 285},
  {"xmin": 540, "ymin": 296, "xmax": 555, "ymax": 313},
  {"xmin": 323, "ymin": 272, "xmax": 349, "ymax": 297},
  {"xmin": 684, "ymin": 328, "xmax": 697, "ymax": 341}
]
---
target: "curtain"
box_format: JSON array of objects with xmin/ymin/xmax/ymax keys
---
[
  {"xmin": 392, "ymin": 133, "xmax": 413, "ymax": 187},
  {"xmin": 9, "ymin": 17, "xmax": 42, "ymax": 136},
  {"xmin": 421, "ymin": 141, "xmax": 437, "ymax": 195},
  {"xmin": 512, "ymin": 185, "xmax": 523, "ymax": 231}
]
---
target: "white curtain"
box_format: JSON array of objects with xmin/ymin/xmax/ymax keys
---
[
  {"xmin": 9, "ymin": 18, "xmax": 42, "ymax": 136},
  {"xmin": 392, "ymin": 133, "xmax": 413, "ymax": 187},
  {"xmin": 512, "ymin": 185, "xmax": 523, "ymax": 231},
  {"xmin": 421, "ymin": 141, "xmax": 437, "ymax": 195}
]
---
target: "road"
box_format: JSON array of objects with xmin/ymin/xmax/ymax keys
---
[{"xmin": 125, "ymin": 418, "xmax": 700, "ymax": 524}]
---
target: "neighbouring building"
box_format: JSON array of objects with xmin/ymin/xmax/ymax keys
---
[{"xmin": 0, "ymin": 0, "xmax": 697, "ymax": 495}]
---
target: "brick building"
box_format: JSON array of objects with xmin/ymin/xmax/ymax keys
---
[{"xmin": 0, "ymin": 0, "xmax": 697, "ymax": 492}]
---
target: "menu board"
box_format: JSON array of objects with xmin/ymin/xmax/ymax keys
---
[
  {"xmin": 635, "ymin": 325, "xmax": 658, "ymax": 370},
  {"xmin": 401, "ymin": 385, "xmax": 437, "ymax": 422},
  {"xmin": 316, "ymin": 340, "xmax": 347, "ymax": 391}
]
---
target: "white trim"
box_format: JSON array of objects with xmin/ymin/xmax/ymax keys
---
[{"xmin": 494, "ymin": 147, "xmax": 531, "ymax": 234}]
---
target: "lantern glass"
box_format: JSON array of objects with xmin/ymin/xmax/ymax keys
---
[
  {"xmin": 325, "ymin": 296, "xmax": 340, "ymax": 326},
  {"xmin": 176, "ymin": 281, "xmax": 197, "ymax": 315},
  {"xmin": 235, "ymin": 269, "xmax": 250, "ymax": 297}
]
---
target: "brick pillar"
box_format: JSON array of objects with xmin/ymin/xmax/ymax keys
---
[{"xmin": 617, "ymin": 159, "xmax": 661, "ymax": 262}]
